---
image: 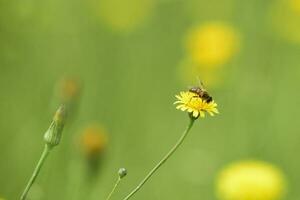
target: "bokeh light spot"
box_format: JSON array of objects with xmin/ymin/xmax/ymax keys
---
[
  {"xmin": 185, "ymin": 22, "xmax": 240, "ymax": 67},
  {"xmin": 216, "ymin": 160, "xmax": 286, "ymax": 200}
]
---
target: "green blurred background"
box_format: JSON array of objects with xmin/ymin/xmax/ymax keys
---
[{"xmin": 1, "ymin": 0, "xmax": 300, "ymax": 199}]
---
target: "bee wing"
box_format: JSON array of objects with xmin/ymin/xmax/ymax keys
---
[
  {"xmin": 187, "ymin": 85, "xmax": 194, "ymax": 90},
  {"xmin": 196, "ymin": 76, "xmax": 206, "ymax": 90}
]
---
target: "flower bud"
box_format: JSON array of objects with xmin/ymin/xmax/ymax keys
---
[
  {"xmin": 118, "ymin": 168, "xmax": 127, "ymax": 179},
  {"xmin": 44, "ymin": 105, "xmax": 67, "ymax": 147}
]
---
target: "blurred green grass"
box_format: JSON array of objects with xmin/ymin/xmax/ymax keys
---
[{"xmin": 1, "ymin": 0, "xmax": 300, "ymax": 199}]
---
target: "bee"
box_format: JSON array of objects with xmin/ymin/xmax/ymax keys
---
[{"xmin": 189, "ymin": 82, "xmax": 213, "ymax": 103}]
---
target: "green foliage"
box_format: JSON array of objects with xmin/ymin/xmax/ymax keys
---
[{"xmin": 0, "ymin": 0, "xmax": 299, "ymax": 199}]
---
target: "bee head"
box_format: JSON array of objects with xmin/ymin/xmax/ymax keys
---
[{"xmin": 189, "ymin": 87, "xmax": 201, "ymax": 94}]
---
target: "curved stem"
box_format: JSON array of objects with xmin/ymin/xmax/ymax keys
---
[
  {"xmin": 20, "ymin": 144, "xmax": 52, "ymax": 200},
  {"xmin": 105, "ymin": 177, "xmax": 121, "ymax": 200},
  {"xmin": 122, "ymin": 117, "xmax": 195, "ymax": 200}
]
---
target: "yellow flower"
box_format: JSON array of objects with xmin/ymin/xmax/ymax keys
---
[
  {"xmin": 216, "ymin": 160, "xmax": 286, "ymax": 200},
  {"xmin": 58, "ymin": 78, "xmax": 81, "ymax": 104},
  {"xmin": 186, "ymin": 22, "xmax": 240, "ymax": 67},
  {"xmin": 269, "ymin": 0, "xmax": 300, "ymax": 43},
  {"xmin": 289, "ymin": 0, "xmax": 300, "ymax": 13},
  {"xmin": 174, "ymin": 91, "xmax": 219, "ymax": 118},
  {"xmin": 80, "ymin": 124, "xmax": 108, "ymax": 158}
]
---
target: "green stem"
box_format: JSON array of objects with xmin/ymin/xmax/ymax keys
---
[
  {"xmin": 122, "ymin": 117, "xmax": 196, "ymax": 200},
  {"xmin": 20, "ymin": 144, "xmax": 52, "ymax": 200},
  {"xmin": 105, "ymin": 177, "xmax": 121, "ymax": 200}
]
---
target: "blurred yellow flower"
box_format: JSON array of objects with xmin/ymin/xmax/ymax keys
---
[
  {"xmin": 289, "ymin": 0, "xmax": 300, "ymax": 13},
  {"xmin": 59, "ymin": 78, "xmax": 81, "ymax": 104},
  {"xmin": 80, "ymin": 124, "xmax": 108, "ymax": 158},
  {"xmin": 89, "ymin": 0, "xmax": 155, "ymax": 32},
  {"xmin": 174, "ymin": 91, "xmax": 219, "ymax": 118},
  {"xmin": 269, "ymin": 0, "xmax": 300, "ymax": 43},
  {"xmin": 216, "ymin": 160, "xmax": 286, "ymax": 200},
  {"xmin": 186, "ymin": 22, "xmax": 240, "ymax": 67}
]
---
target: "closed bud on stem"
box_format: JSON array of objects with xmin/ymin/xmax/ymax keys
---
[
  {"xmin": 118, "ymin": 168, "xmax": 127, "ymax": 179},
  {"xmin": 44, "ymin": 105, "xmax": 67, "ymax": 148}
]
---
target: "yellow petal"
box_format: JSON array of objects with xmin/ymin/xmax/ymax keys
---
[
  {"xmin": 175, "ymin": 95, "xmax": 181, "ymax": 100},
  {"xmin": 213, "ymin": 108, "xmax": 219, "ymax": 114},
  {"xmin": 181, "ymin": 106, "xmax": 187, "ymax": 111},
  {"xmin": 188, "ymin": 108, "xmax": 194, "ymax": 112},
  {"xmin": 176, "ymin": 105, "xmax": 183, "ymax": 109},
  {"xmin": 193, "ymin": 110, "xmax": 199, "ymax": 118},
  {"xmin": 208, "ymin": 111, "xmax": 214, "ymax": 116},
  {"xmin": 174, "ymin": 101, "xmax": 182, "ymax": 104}
]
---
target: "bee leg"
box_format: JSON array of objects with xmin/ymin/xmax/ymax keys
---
[
  {"xmin": 206, "ymin": 97, "xmax": 213, "ymax": 103},
  {"xmin": 188, "ymin": 95, "xmax": 199, "ymax": 103}
]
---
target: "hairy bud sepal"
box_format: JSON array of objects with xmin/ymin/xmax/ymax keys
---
[{"xmin": 43, "ymin": 106, "xmax": 66, "ymax": 148}]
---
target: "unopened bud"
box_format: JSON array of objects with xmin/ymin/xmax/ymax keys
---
[
  {"xmin": 118, "ymin": 168, "xmax": 127, "ymax": 179},
  {"xmin": 44, "ymin": 105, "xmax": 67, "ymax": 147}
]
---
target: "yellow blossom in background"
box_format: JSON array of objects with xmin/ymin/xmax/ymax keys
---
[
  {"xmin": 216, "ymin": 160, "xmax": 286, "ymax": 200},
  {"xmin": 88, "ymin": 0, "xmax": 155, "ymax": 32},
  {"xmin": 289, "ymin": 0, "xmax": 300, "ymax": 13},
  {"xmin": 269, "ymin": 0, "xmax": 300, "ymax": 44},
  {"xmin": 174, "ymin": 91, "xmax": 219, "ymax": 118},
  {"xmin": 58, "ymin": 78, "xmax": 81, "ymax": 104},
  {"xmin": 179, "ymin": 22, "xmax": 240, "ymax": 88},
  {"xmin": 185, "ymin": 22, "xmax": 240, "ymax": 67},
  {"xmin": 54, "ymin": 78, "xmax": 81, "ymax": 121},
  {"xmin": 80, "ymin": 124, "xmax": 108, "ymax": 158}
]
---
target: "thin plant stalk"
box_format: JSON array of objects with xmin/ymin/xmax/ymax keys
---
[
  {"xmin": 20, "ymin": 105, "xmax": 66, "ymax": 200},
  {"xmin": 105, "ymin": 177, "xmax": 121, "ymax": 200},
  {"xmin": 123, "ymin": 117, "xmax": 196, "ymax": 200},
  {"xmin": 105, "ymin": 168, "xmax": 127, "ymax": 200},
  {"xmin": 20, "ymin": 144, "xmax": 52, "ymax": 200}
]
